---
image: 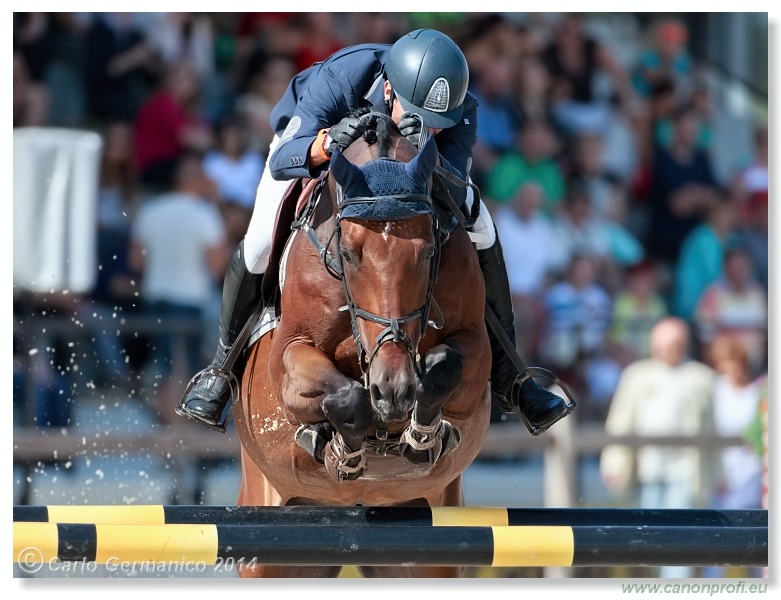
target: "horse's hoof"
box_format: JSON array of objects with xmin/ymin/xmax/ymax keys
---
[
  {"xmin": 294, "ymin": 423, "xmax": 334, "ymax": 463},
  {"xmin": 439, "ymin": 420, "xmax": 461, "ymax": 456}
]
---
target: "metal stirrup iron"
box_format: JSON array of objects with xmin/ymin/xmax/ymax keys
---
[{"xmin": 176, "ymin": 302, "xmax": 263, "ymax": 432}]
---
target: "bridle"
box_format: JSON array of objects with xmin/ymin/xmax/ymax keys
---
[
  {"xmin": 333, "ymin": 182, "xmax": 444, "ymax": 388},
  {"xmin": 291, "ymin": 111, "xmax": 446, "ymax": 447},
  {"xmin": 295, "ymin": 113, "xmax": 444, "ymax": 383}
]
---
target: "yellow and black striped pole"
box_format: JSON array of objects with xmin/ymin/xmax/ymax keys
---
[
  {"xmin": 13, "ymin": 522, "xmax": 767, "ymax": 567},
  {"xmin": 13, "ymin": 505, "xmax": 768, "ymax": 528}
]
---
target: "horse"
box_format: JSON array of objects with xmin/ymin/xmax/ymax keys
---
[{"xmin": 234, "ymin": 112, "xmax": 492, "ymax": 578}]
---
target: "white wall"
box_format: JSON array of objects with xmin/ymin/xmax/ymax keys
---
[{"xmin": 14, "ymin": 128, "xmax": 102, "ymax": 294}]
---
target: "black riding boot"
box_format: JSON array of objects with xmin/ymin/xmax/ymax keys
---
[
  {"xmin": 176, "ymin": 241, "xmax": 264, "ymax": 431},
  {"xmin": 477, "ymin": 231, "xmax": 573, "ymax": 435}
]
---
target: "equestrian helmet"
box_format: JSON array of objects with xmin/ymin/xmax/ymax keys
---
[{"xmin": 385, "ymin": 29, "xmax": 469, "ymax": 129}]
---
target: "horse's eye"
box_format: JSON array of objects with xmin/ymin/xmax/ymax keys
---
[
  {"xmin": 340, "ymin": 248, "xmax": 354, "ymax": 264},
  {"xmin": 424, "ymin": 245, "xmax": 436, "ymax": 260}
]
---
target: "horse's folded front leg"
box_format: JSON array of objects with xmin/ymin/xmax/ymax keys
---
[
  {"xmin": 399, "ymin": 344, "xmax": 463, "ymax": 465},
  {"xmin": 321, "ymin": 380, "xmax": 374, "ymax": 481},
  {"xmin": 280, "ymin": 342, "xmax": 373, "ymax": 480},
  {"xmin": 399, "ymin": 412, "xmax": 461, "ymax": 465}
]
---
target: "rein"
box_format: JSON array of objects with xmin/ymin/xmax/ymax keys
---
[{"xmin": 292, "ymin": 167, "xmax": 446, "ymax": 386}]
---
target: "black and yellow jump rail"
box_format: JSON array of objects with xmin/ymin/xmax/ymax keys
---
[
  {"xmin": 13, "ymin": 519, "xmax": 768, "ymax": 568},
  {"xmin": 13, "ymin": 505, "xmax": 768, "ymax": 528},
  {"xmin": 14, "ymin": 506, "xmax": 768, "ymax": 567}
]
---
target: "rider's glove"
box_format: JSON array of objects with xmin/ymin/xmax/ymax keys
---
[
  {"xmin": 398, "ymin": 112, "xmax": 425, "ymax": 148},
  {"xmin": 327, "ymin": 116, "xmax": 365, "ymax": 156}
]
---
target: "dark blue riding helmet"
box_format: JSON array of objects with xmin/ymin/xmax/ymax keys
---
[{"xmin": 385, "ymin": 29, "xmax": 470, "ymax": 130}]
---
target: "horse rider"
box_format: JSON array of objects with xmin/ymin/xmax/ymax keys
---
[{"xmin": 177, "ymin": 28, "xmax": 573, "ymax": 435}]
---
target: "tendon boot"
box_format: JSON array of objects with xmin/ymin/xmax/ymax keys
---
[
  {"xmin": 477, "ymin": 231, "xmax": 574, "ymax": 435},
  {"xmin": 176, "ymin": 241, "xmax": 264, "ymax": 432}
]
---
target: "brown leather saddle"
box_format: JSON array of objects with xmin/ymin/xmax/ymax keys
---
[{"xmin": 260, "ymin": 175, "xmax": 326, "ymax": 310}]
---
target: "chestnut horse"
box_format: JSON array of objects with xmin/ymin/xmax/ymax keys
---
[{"xmin": 235, "ymin": 112, "xmax": 492, "ymax": 577}]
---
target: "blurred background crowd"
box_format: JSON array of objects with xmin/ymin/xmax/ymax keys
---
[{"xmin": 12, "ymin": 12, "xmax": 769, "ymax": 542}]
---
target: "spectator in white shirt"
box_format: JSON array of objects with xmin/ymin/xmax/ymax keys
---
[
  {"xmin": 130, "ymin": 154, "xmax": 229, "ymax": 420},
  {"xmin": 202, "ymin": 113, "xmax": 265, "ymax": 211},
  {"xmin": 493, "ymin": 181, "xmax": 559, "ymax": 296},
  {"xmin": 493, "ymin": 181, "xmax": 559, "ymax": 361},
  {"xmin": 601, "ymin": 317, "xmax": 717, "ymax": 578}
]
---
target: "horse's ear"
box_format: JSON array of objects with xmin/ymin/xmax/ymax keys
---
[
  {"xmin": 404, "ymin": 137, "xmax": 438, "ymax": 187},
  {"xmin": 330, "ymin": 148, "xmax": 367, "ymax": 193}
]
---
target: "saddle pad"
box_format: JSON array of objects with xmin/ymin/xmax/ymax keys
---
[
  {"xmin": 249, "ymin": 176, "xmax": 321, "ymax": 348},
  {"xmin": 261, "ymin": 178, "xmax": 304, "ymax": 302},
  {"xmin": 247, "ymin": 227, "xmax": 300, "ymax": 349},
  {"xmin": 247, "ymin": 305, "xmax": 277, "ymax": 349}
]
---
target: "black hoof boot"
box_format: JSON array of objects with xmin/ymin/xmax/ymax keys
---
[{"xmin": 295, "ymin": 422, "xmax": 335, "ymax": 463}]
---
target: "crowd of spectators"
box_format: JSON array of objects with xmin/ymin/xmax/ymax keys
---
[
  {"xmin": 13, "ymin": 13, "xmax": 768, "ymax": 446},
  {"xmin": 460, "ymin": 13, "xmax": 767, "ymax": 428}
]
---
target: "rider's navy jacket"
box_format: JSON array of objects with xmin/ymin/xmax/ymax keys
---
[{"xmin": 268, "ymin": 43, "xmax": 478, "ymax": 205}]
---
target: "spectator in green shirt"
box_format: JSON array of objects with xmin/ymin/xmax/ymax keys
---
[
  {"xmin": 672, "ymin": 195, "xmax": 737, "ymax": 321},
  {"xmin": 485, "ymin": 121, "xmax": 566, "ymax": 216}
]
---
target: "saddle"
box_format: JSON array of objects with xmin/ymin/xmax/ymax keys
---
[{"xmin": 261, "ymin": 175, "xmax": 326, "ymax": 311}]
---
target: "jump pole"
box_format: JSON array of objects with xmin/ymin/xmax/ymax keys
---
[
  {"xmin": 14, "ymin": 522, "xmax": 768, "ymax": 568},
  {"xmin": 13, "ymin": 505, "xmax": 768, "ymax": 528}
]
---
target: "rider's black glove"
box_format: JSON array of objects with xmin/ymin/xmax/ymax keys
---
[
  {"xmin": 398, "ymin": 112, "xmax": 424, "ymax": 148},
  {"xmin": 327, "ymin": 116, "xmax": 365, "ymax": 156}
]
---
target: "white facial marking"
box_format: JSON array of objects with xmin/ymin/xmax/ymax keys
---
[{"xmin": 382, "ymin": 222, "xmax": 392, "ymax": 241}]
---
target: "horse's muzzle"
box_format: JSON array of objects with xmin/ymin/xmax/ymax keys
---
[{"xmin": 369, "ymin": 378, "xmax": 416, "ymax": 423}]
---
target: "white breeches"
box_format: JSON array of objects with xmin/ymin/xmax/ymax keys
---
[
  {"xmin": 241, "ymin": 135, "xmax": 496, "ymax": 274},
  {"xmin": 243, "ymin": 135, "xmax": 292, "ymax": 273}
]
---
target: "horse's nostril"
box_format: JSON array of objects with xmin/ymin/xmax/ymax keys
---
[
  {"xmin": 370, "ymin": 377, "xmax": 416, "ymax": 420},
  {"xmin": 370, "ymin": 384, "xmax": 382, "ymax": 402},
  {"xmin": 370, "ymin": 384, "xmax": 392, "ymax": 414},
  {"xmin": 402, "ymin": 384, "xmax": 416, "ymax": 406}
]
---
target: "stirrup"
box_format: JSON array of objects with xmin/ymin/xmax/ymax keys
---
[
  {"xmin": 175, "ymin": 366, "xmax": 240, "ymax": 433},
  {"xmin": 512, "ymin": 367, "xmax": 577, "ymax": 436}
]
